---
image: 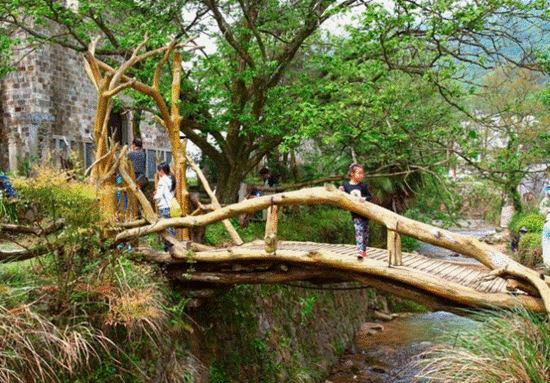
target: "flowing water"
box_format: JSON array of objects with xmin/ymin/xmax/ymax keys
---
[
  {"xmin": 325, "ymin": 220, "xmax": 496, "ymax": 383},
  {"xmin": 325, "ymin": 311, "xmax": 480, "ymax": 383}
]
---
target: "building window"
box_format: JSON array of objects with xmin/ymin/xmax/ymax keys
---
[
  {"xmin": 52, "ymin": 135, "xmax": 77, "ymax": 170},
  {"xmin": 145, "ymin": 148, "xmax": 173, "ymax": 179},
  {"xmin": 84, "ymin": 141, "xmax": 95, "ymax": 171}
]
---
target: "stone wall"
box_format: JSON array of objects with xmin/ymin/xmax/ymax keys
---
[
  {"xmin": 0, "ymin": 32, "xmax": 172, "ymax": 174},
  {"xmin": 192, "ymin": 283, "xmax": 378, "ymax": 382},
  {"xmin": 0, "ymin": 38, "xmax": 97, "ymax": 172}
]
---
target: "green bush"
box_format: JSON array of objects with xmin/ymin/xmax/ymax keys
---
[
  {"xmin": 515, "ymin": 232, "xmax": 542, "ymax": 267},
  {"xmin": 205, "ymin": 206, "xmax": 388, "ymax": 248},
  {"xmin": 509, "ymin": 212, "xmax": 545, "ymax": 235},
  {"xmin": 14, "ymin": 167, "xmax": 101, "ymax": 228}
]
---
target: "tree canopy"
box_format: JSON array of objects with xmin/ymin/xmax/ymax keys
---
[{"xmin": 2, "ymin": 0, "xmax": 550, "ymax": 204}]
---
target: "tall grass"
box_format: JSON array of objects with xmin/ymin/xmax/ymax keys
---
[
  {"xmin": 0, "ymin": 165, "xmax": 199, "ymax": 382},
  {"xmin": 414, "ymin": 308, "xmax": 550, "ymax": 383},
  {"xmin": 0, "ymin": 303, "xmax": 112, "ymax": 383}
]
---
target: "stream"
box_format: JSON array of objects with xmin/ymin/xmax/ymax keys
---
[{"xmin": 324, "ymin": 220, "xmax": 498, "ymax": 383}]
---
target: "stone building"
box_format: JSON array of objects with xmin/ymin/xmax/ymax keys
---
[{"xmin": 0, "ymin": 35, "xmax": 173, "ymax": 179}]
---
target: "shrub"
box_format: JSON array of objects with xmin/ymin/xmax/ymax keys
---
[
  {"xmin": 514, "ymin": 232, "xmax": 543, "ymax": 267},
  {"xmin": 509, "ymin": 212, "xmax": 545, "ymax": 235},
  {"xmin": 0, "ymin": 171, "xmax": 198, "ymax": 382},
  {"xmin": 414, "ymin": 308, "xmax": 550, "ymax": 383},
  {"xmin": 205, "ymin": 206, "xmax": 386, "ymax": 247},
  {"xmin": 13, "ymin": 165, "xmax": 101, "ymax": 227}
]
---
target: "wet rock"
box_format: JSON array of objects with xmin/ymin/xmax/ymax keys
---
[{"xmin": 358, "ymin": 322, "xmax": 384, "ymax": 335}]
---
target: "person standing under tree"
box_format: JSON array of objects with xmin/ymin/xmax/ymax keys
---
[
  {"xmin": 339, "ymin": 163, "xmax": 373, "ymax": 259},
  {"xmin": 153, "ymin": 162, "xmax": 176, "ymax": 251},
  {"xmin": 259, "ymin": 167, "xmax": 278, "ymax": 188},
  {"xmin": 128, "ymin": 138, "xmax": 147, "ymax": 189}
]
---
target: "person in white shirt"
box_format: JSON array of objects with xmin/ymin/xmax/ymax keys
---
[{"xmin": 153, "ymin": 161, "xmax": 176, "ymax": 250}]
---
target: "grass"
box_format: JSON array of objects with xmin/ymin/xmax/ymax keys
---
[
  {"xmin": 205, "ymin": 205, "xmax": 380, "ymax": 246},
  {"xmin": 0, "ymin": 164, "xmax": 199, "ymax": 382},
  {"xmin": 414, "ymin": 308, "xmax": 550, "ymax": 383}
]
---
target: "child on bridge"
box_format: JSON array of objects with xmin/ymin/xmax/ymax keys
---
[{"xmin": 339, "ymin": 163, "xmax": 372, "ymax": 260}]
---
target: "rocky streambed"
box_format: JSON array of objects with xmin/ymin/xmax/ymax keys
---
[
  {"xmin": 326, "ymin": 220, "xmax": 500, "ymax": 383},
  {"xmin": 325, "ymin": 311, "xmax": 480, "ymax": 383}
]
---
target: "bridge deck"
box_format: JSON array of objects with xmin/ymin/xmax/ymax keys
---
[{"xmin": 235, "ymin": 241, "xmax": 509, "ymax": 294}]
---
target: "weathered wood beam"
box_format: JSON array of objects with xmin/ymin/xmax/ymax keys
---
[
  {"xmin": 264, "ymin": 205, "xmax": 280, "ymax": 254},
  {"xmin": 168, "ymin": 269, "xmax": 329, "ymax": 284},
  {"xmin": 387, "ymin": 228, "xmax": 402, "ymax": 266},
  {"xmin": 185, "ymin": 155, "xmax": 243, "ymax": 245},
  {"xmin": 0, "ymin": 219, "xmax": 65, "ymax": 236},
  {"xmin": 132, "ymin": 244, "xmax": 546, "ymax": 312},
  {"xmin": 0, "ymin": 244, "xmax": 54, "ymax": 263}
]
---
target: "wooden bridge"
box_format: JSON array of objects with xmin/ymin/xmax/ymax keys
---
[{"xmin": 120, "ymin": 184, "xmax": 550, "ymax": 315}]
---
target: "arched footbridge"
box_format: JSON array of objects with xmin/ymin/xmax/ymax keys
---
[{"xmin": 116, "ymin": 185, "xmax": 550, "ymax": 315}]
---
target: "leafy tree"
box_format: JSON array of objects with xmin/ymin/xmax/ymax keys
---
[
  {"xmin": 455, "ymin": 67, "xmax": 550, "ymax": 213},
  {"xmin": 2, "ymin": 0, "xmax": 550, "ymax": 205}
]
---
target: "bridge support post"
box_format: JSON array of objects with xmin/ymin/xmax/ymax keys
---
[
  {"xmin": 265, "ymin": 204, "xmax": 280, "ymax": 254},
  {"xmin": 387, "ymin": 228, "xmax": 402, "ymax": 266}
]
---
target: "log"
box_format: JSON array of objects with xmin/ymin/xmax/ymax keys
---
[
  {"xmin": 387, "ymin": 228, "xmax": 402, "ymax": 266},
  {"xmin": 0, "ymin": 243, "xmax": 54, "ymax": 262},
  {"xmin": 169, "ymin": 269, "xmax": 328, "ymax": 284},
  {"xmin": 0, "ymin": 219, "xmax": 65, "ymax": 236},
  {"xmin": 134, "ymin": 244, "xmax": 547, "ymax": 313},
  {"xmin": 264, "ymin": 205, "xmax": 280, "ymax": 253}
]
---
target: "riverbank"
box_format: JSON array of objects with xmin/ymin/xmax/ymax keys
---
[
  {"xmin": 325, "ymin": 311, "xmax": 480, "ymax": 383},
  {"xmin": 191, "ymin": 283, "xmax": 380, "ymax": 382},
  {"xmin": 324, "ymin": 220, "xmax": 502, "ymax": 383}
]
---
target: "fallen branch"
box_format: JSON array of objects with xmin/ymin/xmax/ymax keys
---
[
  {"xmin": 0, "ymin": 219, "xmax": 65, "ymax": 236},
  {"xmin": 0, "ymin": 243, "xmax": 55, "ymax": 262}
]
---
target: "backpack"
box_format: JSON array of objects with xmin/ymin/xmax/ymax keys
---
[{"xmin": 170, "ymin": 196, "xmax": 182, "ymax": 218}]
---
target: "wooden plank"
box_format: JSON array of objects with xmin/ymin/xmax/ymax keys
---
[
  {"xmin": 454, "ymin": 268, "xmax": 479, "ymax": 285},
  {"xmin": 418, "ymin": 259, "xmax": 447, "ymax": 274},
  {"xmin": 433, "ymin": 263, "xmax": 463, "ymax": 278},
  {"xmin": 404, "ymin": 256, "xmax": 435, "ymax": 269}
]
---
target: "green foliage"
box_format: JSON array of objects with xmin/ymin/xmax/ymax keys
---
[
  {"xmin": 514, "ymin": 233, "xmax": 542, "ymax": 267},
  {"xmin": 0, "ymin": 174, "xmax": 200, "ymax": 382},
  {"xmin": 14, "ymin": 166, "xmax": 101, "ymax": 227},
  {"xmin": 0, "ymin": 32, "xmax": 17, "ymax": 78},
  {"xmin": 299, "ymin": 295, "xmax": 317, "ymax": 324},
  {"xmin": 417, "ymin": 308, "xmax": 550, "ymax": 382},
  {"xmin": 509, "ymin": 212, "xmax": 545, "ymax": 234},
  {"xmin": 205, "ymin": 206, "xmax": 360, "ymax": 247},
  {"xmin": 456, "ymin": 180, "xmax": 502, "ymax": 223},
  {"xmin": 401, "ymin": 172, "xmax": 463, "ymax": 227},
  {"xmin": 0, "ymin": 196, "xmax": 19, "ymax": 223},
  {"xmin": 519, "ymin": 232, "xmax": 542, "ymax": 250}
]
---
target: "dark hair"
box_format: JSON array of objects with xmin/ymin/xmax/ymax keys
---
[
  {"xmin": 132, "ymin": 137, "xmax": 143, "ymax": 148},
  {"xmin": 157, "ymin": 162, "xmax": 176, "ymax": 192},
  {"xmin": 259, "ymin": 167, "xmax": 269, "ymax": 176},
  {"xmin": 347, "ymin": 163, "xmax": 363, "ymax": 177}
]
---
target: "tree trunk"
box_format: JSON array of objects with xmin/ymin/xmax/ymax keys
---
[
  {"xmin": 507, "ymin": 182, "xmax": 522, "ymax": 214},
  {"xmin": 216, "ymin": 161, "xmax": 250, "ymax": 204}
]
